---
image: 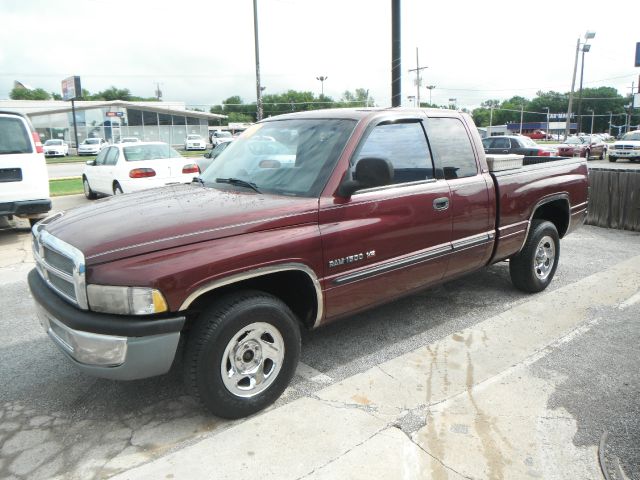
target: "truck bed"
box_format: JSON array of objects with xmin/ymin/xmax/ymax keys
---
[{"xmin": 489, "ymin": 157, "xmax": 589, "ymax": 263}]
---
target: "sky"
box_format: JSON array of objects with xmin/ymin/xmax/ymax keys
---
[{"xmin": 1, "ymin": 0, "xmax": 638, "ymax": 112}]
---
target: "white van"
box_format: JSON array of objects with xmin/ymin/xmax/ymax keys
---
[{"xmin": 0, "ymin": 111, "xmax": 51, "ymax": 226}]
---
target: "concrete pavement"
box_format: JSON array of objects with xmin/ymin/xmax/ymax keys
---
[{"xmin": 113, "ymin": 255, "xmax": 640, "ymax": 480}]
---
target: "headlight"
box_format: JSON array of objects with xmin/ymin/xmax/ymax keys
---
[{"xmin": 87, "ymin": 285, "xmax": 168, "ymax": 315}]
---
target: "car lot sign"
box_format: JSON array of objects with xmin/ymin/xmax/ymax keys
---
[
  {"xmin": 61, "ymin": 76, "xmax": 81, "ymax": 101},
  {"xmin": 106, "ymin": 111, "xmax": 124, "ymax": 117}
]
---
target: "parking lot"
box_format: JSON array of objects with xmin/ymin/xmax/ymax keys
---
[{"xmin": 1, "ymin": 197, "xmax": 638, "ymax": 479}]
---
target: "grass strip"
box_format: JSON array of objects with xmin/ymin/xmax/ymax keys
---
[{"xmin": 50, "ymin": 177, "xmax": 83, "ymax": 197}]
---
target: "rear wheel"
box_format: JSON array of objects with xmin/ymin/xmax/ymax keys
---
[
  {"xmin": 83, "ymin": 177, "xmax": 97, "ymax": 200},
  {"xmin": 584, "ymin": 149, "xmax": 591, "ymax": 160},
  {"xmin": 184, "ymin": 291, "xmax": 301, "ymax": 419},
  {"xmin": 509, "ymin": 220, "xmax": 560, "ymax": 293},
  {"xmin": 609, "ymin": 156, "xmax": 617, "ymax": 163}
]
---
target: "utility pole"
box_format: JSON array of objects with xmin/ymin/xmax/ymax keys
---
[
  {"xmin": 408, "ymin": 48, "xmax": 427, "ymax": 107},
  {"xmin": 253, "ymin": 0, "xmax": 263, "ymax": 121},
  {"xmin": 154, "ymin": 83, "xmax": 162, "ymax": 101},
  {"xmin": 519, "ymin": 104, "xmax": 524, "ymax": 134},
  {"xmin": 565, "ymin": 38, "xmax": 581, "ymax": 139},
  {"xmin": 391, "ymin": 0, "xmax": 401, "ymax": 107},
  {"xmin": 489, "ymin": 105, "xmax": 494, "ymax": 133}
]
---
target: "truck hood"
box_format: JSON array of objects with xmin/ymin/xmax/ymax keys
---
[{"xmin": 44, "ymin": 184, "xmax": 319, "ymax": 265}]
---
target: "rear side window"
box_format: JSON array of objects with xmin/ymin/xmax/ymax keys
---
[
  {"xmin": 352, "ymin": 121, "xmax": 434, "ymax": 185},
  {"xmin": 427, "ymin": 118, "xmax": 478, "ymax": 179},
  {"xmin": 0, "ymin": 117, "xmax": 32, "ymax": 154}
]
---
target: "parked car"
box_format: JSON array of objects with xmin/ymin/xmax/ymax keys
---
[
  {"xmin": 525, "ymin": 130, "xmax": 551, "ymax": 140},
  {"xmin": 43, "ymin": 139, "xmax": 69, "ymax": 157},
  {"xmin": 198, "ymin": 139, "xmax": 234, "ymax": 173},
  {"xmin": 78, "ymin": 138, "xmax": 108, "ymax": 156},
  {"xmin": 81, "ymin": 142, "xmax": 200, "ymax": 198},
  {"xmin": 210, "ymin": 130, "xmax": 233, "ymax": 146},
  {"xmin": 482, "ymin": 135, "xmax": 555, "ymax": 156},
  {"xmin": 608, "ymin": 130, "xmax": 640, "ymax": 163},
  {"xmin": 0, "ymin": 110, "xmax": 51, "ymax": 226},
  {"xmin": 31, "ymin": 108, "xmax": 588, "ymax": 419},
  {"xmin": 119, "ymin": 137, "xmax": 140, "ymax": 144},
  {"xmin": 184, "ymin": 134, "xmax": 207, "ymax": 151},
  {"xmin": 556, "ymin": 135, "xmax": 606, "ymax": 160}
]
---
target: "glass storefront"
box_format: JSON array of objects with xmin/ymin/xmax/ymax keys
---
[{"xmin": 30, "ymin": 106, "xmax": 210, "ymax": 147}]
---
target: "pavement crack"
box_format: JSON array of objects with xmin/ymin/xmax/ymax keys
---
[
  {"xmin": 393, "ymin": 426, "xmax": 476, "ymax": 480},
  {"xmin": 295, "ymin": 426, "xmax": 387, "ymax": 480},
  {"xmin": 376, "ymin": 365, "xmax": 398, "ymax": 381}
]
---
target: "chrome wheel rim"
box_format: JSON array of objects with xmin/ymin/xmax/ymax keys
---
[
  {"xmin": 220, "ymin": 322, "xmax": 285, "ymax": 398},
  {"xmin": 83, "ymin": 179, "xmax": 90, "ymax": 196},
  {"xmin": 534, "ymin": 235, "xmax": 555, "ymax": 280}
]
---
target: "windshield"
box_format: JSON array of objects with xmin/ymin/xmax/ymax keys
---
[
  {"xmin": 84, "ymin": 138, "xmax": 100, "ymax": 144},
  {"xmin": 45, "ymin": 140, "xmax": 63, "ymax": 145},
  {"xmin": 187, "ymin": 135, "xmax": 201, "ymax": 140},
  {"xmin": 123, "ymin": 144, "xmax": 183, "ymax": 161},
  {"xmin": 565, "ymin": 137, "xmax": 585, "ymax": 145},
  {"xmin": 215, "ymin": 131, "xmax": 232, "ymax": 138},
  {"xmin": 200, "ymin": 119, "xmax": 356, "ymax": 197},
  {"xmin": 621, "ymin": 132, "xmax": 640, "ymax": 141}
]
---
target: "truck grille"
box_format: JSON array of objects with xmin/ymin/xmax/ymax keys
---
[{"xmin": 32, "ymin": 225, "xmax": 88, "ymax": 309}]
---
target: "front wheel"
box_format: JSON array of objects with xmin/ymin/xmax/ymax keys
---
[
  {"xmin": 509, "ymin": 220, "xmax": 560, "ymax": 293},
  {"xmin": 609, "ymin": 156, "xmax": 617, "ymax": 163},
  {"xmin": 83, "ymin": 177, "xmax": 97, "ymax": 200},
  {"xmin": 184, "ymin": 291, "xmax": 301, "ymax": 419}
]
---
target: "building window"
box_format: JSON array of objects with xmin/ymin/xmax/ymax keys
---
[
  {"xmin": 127, "ymin": 109, "xmax": 142, "ymax": 126},
  {"xmin": 143, "ymin": 111, "xmax": 158, "ymax": 126}
]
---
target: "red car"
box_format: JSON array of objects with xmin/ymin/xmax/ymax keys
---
[
  {"xmin": 557, "ymin": 135, "xmax": 606, "ymax": 160},
  {"xmin": 525, "ymin": 130, "xmax": 551, "ymax": 140}
]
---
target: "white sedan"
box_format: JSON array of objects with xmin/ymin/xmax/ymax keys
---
[
  {"xmin": 43, "ymin": 139, "xmax": 69, "ymax": 157},
  {"xmin": 82, "ymin": 142, "xmax": 200, "ymax": 198},
  {"xmin": 184, "ymin": 134, "xmax": 207, "ymax": 150},
  {"xmin": 78, "ymin": 138, "xmax": 108, "ymax": 155}
]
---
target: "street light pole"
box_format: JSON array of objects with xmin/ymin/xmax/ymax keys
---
[
  {"xmin": 544, "ymin": 107, "xmax": 550, "ymax": 138},
  {"xmin": 519, "ymin": 104, "xmax": 524, "ymax": 134},
  {"xmin": 576, "ymin": 44, "xmax": 591, "ymax": 134},
  {"xmin": 252, "ymin": 0, "xmax": 263, "ymax": 121},
  {"xmin": 607, "ymin": 111, "xmax": 612, "ymax": 136},
  {"xmin": 587, "ymin": 109, "xmax": 594, "ymax": 135},
  {"xmin": 565, "ymin": 31, "xmax": 595, "ymax": 139},
  {"xmin": 426, "ymin": 85, "xmax": 435, "ymax": 105},
  {"xmin": 316, "ymin": 76, "xmax": 328, "ymax": 97}
]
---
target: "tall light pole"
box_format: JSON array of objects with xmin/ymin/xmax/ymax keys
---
[
  {"xmin": 391, "ymin": 0, "xmax": 401, "ymax": 107},
  {"xmin": 565, "ymin": 31, "xmax": 595, "ymax": 139},
  {"xmin": 409, "ymin": 48, "xmax": 427, "ymax": 107},
  {"xmin": 316, "ymin": 76, "xmax": 328, "ymax": 97},
  {"xmin": 253, "ymin": 0, "xmax": 263, "ymax": 121},
  {"xmin": 426, "ymin": 85, "xmax": 436, "ymax": 105},
  {"xmin": 587, "ymin": 109, "xmax": 595, "ymax": 135},
  {"xmin": 607, "ymin": 111, "xmax": 612, "ymax": 136},
  {"xmin": 544, "ymin": 106, "xmax": 550, "ymax": 138}
]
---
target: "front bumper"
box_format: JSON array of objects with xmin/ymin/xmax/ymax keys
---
[
  {"xmin": 28, "ymin": 269, "xmax": 185, "ymax": 380},
  {"xmin": 609, "ymin": 150, "xmax": 640, "ymax": 159},
  {"xmin": 0, "ymin": 199, "xmax": 51, "ymax": 217}
]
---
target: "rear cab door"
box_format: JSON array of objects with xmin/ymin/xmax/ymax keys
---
[
  {"xmin": 425, "ymin": 114, "xmax": 495, "ymax": 278},
  {"xmin": 319, "ymin": 113, "xmax": 453, "ymax": 321}
]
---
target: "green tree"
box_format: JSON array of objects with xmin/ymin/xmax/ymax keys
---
[{"xmin": 10, "ymin": 87, "xmax": 51, "ymax": 100}]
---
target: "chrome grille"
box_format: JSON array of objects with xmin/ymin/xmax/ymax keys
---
[{"xmin": 32, "ymin": 225, "xmax": 88, "ymax": 309}]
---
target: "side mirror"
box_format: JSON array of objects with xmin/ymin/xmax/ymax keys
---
[
  {"xmin": 203, "ymin": 152, "xmax": 211, "ymax": 158},
  {"xmin": 338, "ymin": 157, "xmax": 394, "ymax": 197},
  {"xmin": 85, "ymin": 159, "xmax": 96, "ymax": 166}
]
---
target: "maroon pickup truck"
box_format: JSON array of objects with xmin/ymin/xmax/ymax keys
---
[{"xmin": 29, "ymin": 108, "xmax": 588, "ymax": 418}]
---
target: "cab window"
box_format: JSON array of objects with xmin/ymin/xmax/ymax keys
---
[{"xmin": 426, "ymin": 118, "xmax": 478, "ymax": 179}]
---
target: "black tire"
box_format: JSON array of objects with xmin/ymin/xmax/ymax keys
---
[
  {"xmin": 609, "ymin": 156, "xmax": 617, "ymax": 163},
  {"xmin": 29, "ymin": 218, "xmax": 39, "ymax": 227},
  {"xmin": 113, "ymin": 182, "xmax": 123, "ymax": 195},
  {"xmin": 83, "ymin": 177, "xmax": 97, "ymax": 200},
  {"xmin": 598, "ymin": 149, "xmax": 604, "ymax": 160},
  {"xmin": 584, "ymin": 149, "xmax": 590, "ymax": 160},
  {"xmin": 509, "ymin": 220, "xmax": 560, "ymax": 293},
  {"xmin": 183, "ymin": 290, "xmax": 301, "ymax": 419}
]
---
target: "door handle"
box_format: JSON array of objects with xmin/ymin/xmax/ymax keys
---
[
  {"xmin": 433, "ymin": 197, "xmax": 449, "ymax": 211},
  {"xmin": 502, "ymin": 149, "xmax": 509, "ymax": 153}
]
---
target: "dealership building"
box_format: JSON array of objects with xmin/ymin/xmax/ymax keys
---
[{"xmin": 0, "ymin": 100, "xmax": 226, "ymax": 146}]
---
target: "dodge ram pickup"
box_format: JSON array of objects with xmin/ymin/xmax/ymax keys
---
[{"xmin": 29, "ymin": 108, "xmax": 589, "ymax": 419}]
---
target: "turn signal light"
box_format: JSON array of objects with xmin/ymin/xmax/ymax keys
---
[
  {"xmin": 129, "ymin": 168, "xmax": 156, "ymax": 178},
  {"xmin": 32, "ymin": 132, "xmax": 43, "ymax": 153},
  {"xmin": 182, "ymin": 164, "xmax": 199, "ymax": 174}
]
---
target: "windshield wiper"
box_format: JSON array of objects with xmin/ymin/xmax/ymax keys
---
[{"xmin": 215, "ymin": 177, "xmax": 261, "ymax": 193}]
